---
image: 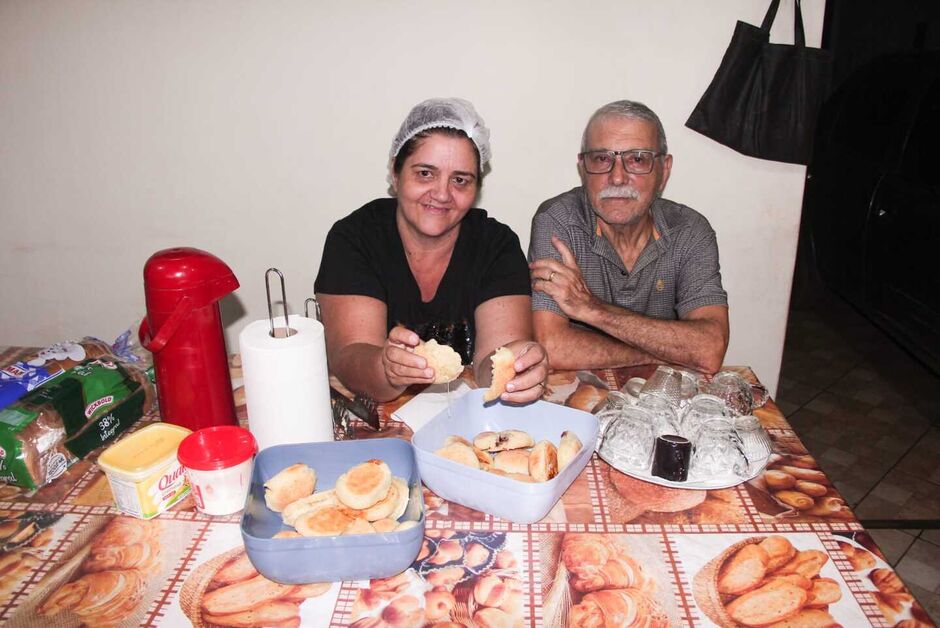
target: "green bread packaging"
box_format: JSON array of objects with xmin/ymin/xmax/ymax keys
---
[{"xmin": 0, "ymin": 357, "xmax": 155, "ymax": 490}]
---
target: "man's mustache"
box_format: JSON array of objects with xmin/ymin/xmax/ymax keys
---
[{"xmin": 598, "ymin": 185, "xmax": 640, "ymax": 200}]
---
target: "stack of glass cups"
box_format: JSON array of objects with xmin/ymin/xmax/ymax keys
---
[{"xmin": 598, "ymin": 405, "xmax": 656, "ymax": 471}]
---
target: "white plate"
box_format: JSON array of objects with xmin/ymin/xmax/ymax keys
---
[{"xmin": 598, "ymin": 449, "xmax": 768, "ymax": 490}]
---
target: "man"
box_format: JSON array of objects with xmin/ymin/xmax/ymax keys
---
[{"xmin": 528, "ymin": 100, "xmax": 729, "ymax": 373}]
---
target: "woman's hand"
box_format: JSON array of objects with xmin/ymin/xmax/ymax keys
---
[
  {"xmin": 382, "ymin": 325, "xmax": 435, "ymax": 388},
  {"xmin": 497, "ymin": 340, "xmax": 550, "ymax": 404}
]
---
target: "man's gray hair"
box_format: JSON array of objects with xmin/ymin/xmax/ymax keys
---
[{"xmin": 581, "ymin": 100, "xmax": 668, "ymax": 154}]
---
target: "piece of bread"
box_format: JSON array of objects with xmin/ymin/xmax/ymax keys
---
[
  {"xmin": 565, "ymin": 382, "xmax": 606, "ymax": 412},
  {"xmin": 472, "ymin": 606, "xmax": 517, "ymax": 628},
  {"xmin": 424, "ymin": 589, "xmax": 456, "ymax": 622},
  {"xmin": 558, "ymin": 430, "xmax": 583, "ymax": 469},
  {"xmin": 201, "ymin": 574, "xmax": 297, "ymax": 616},
  {"xmin": 335, "ymin": 459, "xmax": 393, "ymax": 510},
  {"xmin": 484, "ymin": 347, "xmax": 515, "ymax": 402},
  {"xmin": 493, "ymin": 449, "xmax": 530, "ymax": 475},
  {"xmin": 773, "ymin": 490, "xmax": 815, "ymax": 510},
  {"xmin": 281, "ymin": 489, "xmax": 339, "ymax": 527},
  {"xmin": 414, "ymin": 340, "xmax": 463, "ymax": 384},
  {"xmin": 372, "ymin": 518, "xmax": 397, "ymax": 533},
  {"xmin": 870, "ymin": 568, "xmax": 906, "ymax": 594},
  {"xmin": 435, "ymin": 442, "xmax": 480, "ymax": 469},
  {"xmin": 717, "ymin": 543, "xmax": 770, "ymax": 595},
  {"xmin": 759, "ymin": 536, "xmax": 797, "ymax": 571},
  {"xmin": 343, "ymin": 518, "xmax": 375, "ymax": 535},
  {"xmin": 764, "ymin": 470, "xmax": 797, "ymax": 490},
  {"xmin": 492, "ymin": 429, "xmax": 535, "ymax": 452},
  {"xmin": 773, "ymin": 549, "xmax": 828, "ymax": 579},
  {"xmin": 762, "ymin": 608, "xmax": 840, "ymax": 627},
  {"xmin": 805, "ymin": 577, "xmax": 842, "ymax": 607},
  {"xmin": 529, "ymin": 440, "xmax": 559, "ymax": 482},
  {"xmin": 294, "ymin": 505, "xmax": 357, "ymax": 537},
  {"xmin": 264, "ymin": 464, "xmax": 317, "ymax": 513},
  {"xmin": 360, "ymin": 477, "xmax": 408, "ymax": 521},
  {"xmin": 837, "ymin": 541, "xmax": 876, "ymax": 572},
  {"xmin": 725, "ymin": 580, "xmax": 808, "ymax": 626}
]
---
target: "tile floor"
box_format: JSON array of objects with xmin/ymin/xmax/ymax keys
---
[{"xmin": 777, "ymin": 279, "xmax": 940, "ymax": 622}]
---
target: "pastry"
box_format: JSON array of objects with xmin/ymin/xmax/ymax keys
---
[
  {"xmin": 773, "ymin": 490, "xmax": 815, "ymax": 510},
  {"xmin": 869, "ymin": 568, "xmax": 906, "ymax": 594},
  {"xmin": 493, "ymin": 449, "xmax": 530, "ymax": 475},
  {"xmin": 561, "ymin": 534, "xmax": 653, "ymax": 593},
  {"xmin": 484, "ymin": 347, "xmax": 515, "ymax": 402},
  {"xmin": 717, "ymin": 543, "xmax": 770, "ymax": 595},
  {"xmin": 359, "ymin": 477, "xmax": 407, "ymax": 521},
  {"xmin": 372, "ymin": 518, "xmax": 398, "ymax": 533},
  {"xmin": 568, "ymin": 588, "xmax": 669, "ymax": 628},
  {"xmin": 472, "ymin": 606, "xmax": 516, "ymax": 628},
  {"xmin": 874, "ymin": 591, "xmax": 914, "ymax": 624},
  {"xmin": 490, "ymin": 429, "xmax": 535, "ymax": 452},
  {"xmin": 295, "ymin": 505, "xmax": 358, "ymax": 537},
  {"xmin": 280, "ymin": 489, "xmax": 340, "ymax": 527},
  {"xmin": 794, "ymin": 480, "xmax": 828, "ymax": 497},
  {"xmin": 764, "ymin": 470, "xmax": 797, "ymax": 490},
  {"xmin": 344, "ymin": 518, "xmax": 376, "ymax": 535},
  {"xmin": 39, "ymin": 569, "xmax": 148, "ymax": 625},
  {"xmin": 837, "ymin": 541, "xmax": 876, "ymax": 572},
  {"xmin": 529, "ymin": 440, "xmax": 559, "ymax": 482},
  {"xmin": 335, "ymin": 459, "xmax": 393, "ymax": 510},
  {"xmin": 211, "ymin": 552, "xmax": 260, "ymax": 586},
  {"xmin": 264, "ymin": 464, "xmax": 317, "ymax": 513},
  {"xmin": 381, "ymin": 594, "xmax": 425, "ymax": 627},
  {"xmin": 473, "ymin": 431, "xmax": 499, "ymax": 451},
  {"xmin": 424, "ymin": 589, "xmax": 456, "ymax": 622},
  {"xmin": 558, "ymin": 430, "xmax": 583, "ymax": 469},
  {"xmin": 414, "ymin": 340, "xmax": 463, "ymax": 384},
  {"xmin": 565, "ymin": 383, "xmax": 606, "ymax": 413},
  {"xmin": 435, "ymin": 442, "xmax": 480, "ymax": 469}
]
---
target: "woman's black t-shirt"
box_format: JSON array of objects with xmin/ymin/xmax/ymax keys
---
[{"xmin": 314, "ymin": 198, "xmax": 531, "ymax": 363}]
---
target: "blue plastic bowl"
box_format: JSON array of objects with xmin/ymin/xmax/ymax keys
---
[
  {"xmin": 240, "ymin": 438, "xmax": 425, "ymax": 584},
  {"xmin": 411, "ymin": 389, "xmax": 598, "ymax": 523}
]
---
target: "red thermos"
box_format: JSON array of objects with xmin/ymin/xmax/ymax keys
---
[{"xmin": 139, "ymin": 247, "xmax": 239, "ymax": 430}]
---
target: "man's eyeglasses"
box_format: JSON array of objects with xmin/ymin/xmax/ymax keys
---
[{"xmin": 579, "ymin": 149, "xmax": 664, "ymax": 175}]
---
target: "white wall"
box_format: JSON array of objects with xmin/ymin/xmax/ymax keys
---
[{"xmin": 0, "ymin": 0, "xmax": 824, "ymax": 396}]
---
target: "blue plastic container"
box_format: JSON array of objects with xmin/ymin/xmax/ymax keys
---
[
  {"xmin": 411, "ymin": 389, "xmax": 599, "ymax": 523},
  {"xmin": 240, "ymin": 438, "xmax": 425, "ymax": 584}
]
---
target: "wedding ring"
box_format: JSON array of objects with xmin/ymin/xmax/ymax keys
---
[{"xmin": 548, "ymin": 271, "xmax": 556, "ymax": 282}]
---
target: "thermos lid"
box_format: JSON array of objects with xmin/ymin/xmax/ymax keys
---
[
  {"xmin": 143, "ymin": 247, "xmax": 239, "ymax": 309},
  {"xmin": 178, "ymin": 425, "xmax": 258, "ymax": 471}
]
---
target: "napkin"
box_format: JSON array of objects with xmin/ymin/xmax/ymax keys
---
[{"xmin": 392, "ymin": 381, "xmax": 472, "ymax": 432}]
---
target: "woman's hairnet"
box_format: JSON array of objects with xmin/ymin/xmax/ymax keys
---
[{"xmin": 389, "ymin": 98, "xmax": 491, "ymax": 167}]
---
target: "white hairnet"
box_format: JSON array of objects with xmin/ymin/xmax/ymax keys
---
[{"xmin": 389, "ymin": 98, "xmax": 492, "ymax": 168}]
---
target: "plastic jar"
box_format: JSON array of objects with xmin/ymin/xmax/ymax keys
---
[
  {"xmin": 177, "ymin": 425, "xmax": 257, "ymax": 516},
  {"xmin": 97, "ymin": 422, "xmax": 192, "ymax": 519}
]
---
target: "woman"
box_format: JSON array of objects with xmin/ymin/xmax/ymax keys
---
[{"xmin": 315, "ymin": 98, "xmax": 548, "ymax": 403}]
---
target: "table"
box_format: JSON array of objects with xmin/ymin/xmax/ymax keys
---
[{"xmin": 0, "ymin": 346, "xmax": 933, "ymax": 627}]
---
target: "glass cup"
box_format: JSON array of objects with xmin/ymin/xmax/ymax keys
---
[
  {"xmin": 639, "ymin": 365, "xmax": 682, "ymax": 407},
  {"xmin": 733, "ymin": 415, "xmax": 773, "ymax": 473},
  {"xmin": 690, "ymin": 418, "xmax": 747, "ymax": 480},
  {"xmin": 680, "ymin": 393, "xmax": 729, "ymax": 442},
  {"xmin": 637, "ymin": 394, "xmax": 681, "ymax": 437},
  {"xmin": 599, "ymin": 391, "xmax": 631, "ymax": 413},
  {"xmin": 599, "ymin": 406, "xmax": 655, "ymax": 471},
  {"xmin": 702, "ymin": 370, "xmax": 754, "ymax": 416}
]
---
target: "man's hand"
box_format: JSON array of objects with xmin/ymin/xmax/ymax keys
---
[{"xmin": 529, "ymin": 235, "xmax": 600, "ymax": 322}]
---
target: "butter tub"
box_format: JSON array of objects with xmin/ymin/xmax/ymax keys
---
[{"xmin": 98, "ymin": 422, "xmax": 191, "ymax": 519}]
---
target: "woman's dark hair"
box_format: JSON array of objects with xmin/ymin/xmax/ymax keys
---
[{"xmin": 392, "ymin": 127, "xmax": 483, "ymax": 186}]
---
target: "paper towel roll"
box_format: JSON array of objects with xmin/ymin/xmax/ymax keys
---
[{"xmin": 239, "ymin": 314, "xmax": 334, "ymax": 450}]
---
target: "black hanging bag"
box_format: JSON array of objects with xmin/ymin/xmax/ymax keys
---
[{"xmin": 685, "ymin": 0, "xmax": 832, "ymax": 165}]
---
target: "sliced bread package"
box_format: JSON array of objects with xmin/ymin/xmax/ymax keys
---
[{"xmin": 0, "ymin": 356, "xmax": 155, "ymax": 490}]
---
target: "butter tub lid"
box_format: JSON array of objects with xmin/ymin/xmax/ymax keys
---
[{"xmin": 98, "ymin": 422, "xmax": 192, "ymax": 481}]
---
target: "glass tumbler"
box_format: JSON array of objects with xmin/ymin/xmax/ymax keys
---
[
  {"xmin": 733, "ymin": 415, "xmax": 773, "ymax": 472},
  {"xmin": 639, "ymin": 365, "xmax": 682, "ymax": 407},
  {"xmin": 637, "ymin": 394, "xmax": 681, "ymax": 437},
  {"xmin": 690, "ymin": 418, "xmax": 747, "ymax": 480},
  {"xmin": 680, "ymin": 393, "xmax": 729, "ymax": 442},
  {"xmin": 703, "ymin": 370, "xmax": 754, "ymax": 416},
  {"xmin": 599, "ymin": 406, "xmax": 655, "ymax": 471}
]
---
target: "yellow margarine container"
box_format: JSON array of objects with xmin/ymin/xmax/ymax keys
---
[{"xmin": 98, "ymin": 422, "xmax": 192, "ymax": 519}]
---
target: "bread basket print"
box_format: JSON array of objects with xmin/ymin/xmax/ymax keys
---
[
  {"xmin": 180, "ymin": 546, "xmax": 331, "ymax": 628},
  {"xmin": 693, "ymin": 535, "xmax": 848, "ymax": 627},
  {"xmin": 752, "ymin": 454, "xmax": 856, "ymax": 522}
]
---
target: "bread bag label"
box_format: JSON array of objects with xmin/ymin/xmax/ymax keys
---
[{"xmin": 0, "ymin": 357, "xmax": 153, "ymax": 489}]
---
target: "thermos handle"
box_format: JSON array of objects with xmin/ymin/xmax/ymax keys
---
[{"xmin": 138, "ymin": 296, "xmax": 194, "ymax": 353}]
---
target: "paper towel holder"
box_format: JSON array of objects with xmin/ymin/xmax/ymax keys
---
[
  {"xmin": 304, "ymin": 297, "xmax": 321, "ymax": 322},
  {"xmin": 265, "ymin": 268, "xmax": 296, "ymax": 339}
]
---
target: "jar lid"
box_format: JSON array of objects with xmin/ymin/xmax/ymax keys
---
[{"xmin": 177, "ymin": 425, "xmax": 257, "ymax": 471}]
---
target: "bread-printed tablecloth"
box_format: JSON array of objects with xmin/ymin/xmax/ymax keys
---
[{"xmin": 0, "ymin": 346, "xmax": 933, "ymax": 627}]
